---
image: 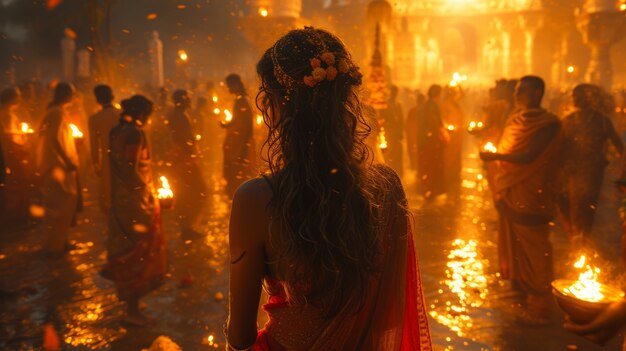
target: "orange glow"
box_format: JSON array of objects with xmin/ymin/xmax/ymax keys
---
[
  {"xmin": 224, "ymin": 109, "xmax": 233, "ymax": 122},
  {"xmin": 567, "ymin": 65, "xmax": 575, "ymax": 74},
  {"xmin": 483, "ymin": 142, "xmax": 497, "ymax": 153},
  {"xmin": 256, "ymin": 115, "xmax": 263, "ymax": 125},
  {"xmin": 447, "ymin": 124, "xmax": 456, "ymax": 131},
  {"xmin": 21, "ymin": 122, "xmax": 34, "ymax": 134},
  {"xmin": 378, "ymin": 128, "xmax": 388, "ymax": 150},
  {"xmin": 212, "ymin": 95, "xmax": 218, "ymax": 103},
  {"xmin": 146, "ymin": 13, "xmax": 158, "ymax": 20},
  {"xmin": 69, "ymin": 124, "xmax": 83, "ymax": 138},
  {"xmin": 259, "ymin": 7, "xmax": 269, "ymax": 17},
  {"xmin": 157, "ymin": 176, "xmax": 174, "ymax": 199},
  {"xmin": 178, "ymin": 50, "xmax": 188, "ymax": 62},
  {"xmin": 213, "ymin": 108, "xmax": 221, "ymax": 115}
]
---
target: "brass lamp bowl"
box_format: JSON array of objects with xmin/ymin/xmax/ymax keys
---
[
  {"xmin": 551, "ymin": 279, "xmax": 624, "ymax": 324},
  {"xmin": 159, "ymin": 197, "xmax": 174, "ymax": 210}
]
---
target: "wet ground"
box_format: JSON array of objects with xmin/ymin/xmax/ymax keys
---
[{"xmin": 0, "ymin": 137, "xmax": 624, "ymax": 350}]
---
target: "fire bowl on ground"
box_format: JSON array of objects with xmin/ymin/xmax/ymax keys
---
[{"xmin": 551, "ymin": 279, "xmax": 624, "ymax": 324}]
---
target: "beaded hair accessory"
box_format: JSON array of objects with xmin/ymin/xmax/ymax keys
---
[{"xmin": 270, "ymin": 26, "xmax": 362, "ymax": 92}]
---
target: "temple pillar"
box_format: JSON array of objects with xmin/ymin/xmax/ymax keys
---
[
  {"xmin": 577, "ymin": 3, "xmax": 626, "ymax": 89},
  {"xmin": 518, "ymin": 12, "xmax": 543, "ymax": 75}
]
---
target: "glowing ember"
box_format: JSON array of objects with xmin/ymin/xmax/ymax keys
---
[
  {"xmin": 378, "ymin": 128, "xmax": 388, "ymax": 150},
  {"xmin": 178, "ymin": 50, "xmax": 188, "ymax": 62},
  {"xmin": 256, "ymin": 115, "xmax": 263, "ymax": 126},
  {"xmin": 21, "ymin": 122, "xmax": 34, "ymax": 134},
  {"xmin": 157, "ymin": 176, "xmax": 174, "ymax": 199},
  {"xmin": 259, "ymin": 7, "xmax": 269, "ymax": 17},
  {"xmin": 483, "ymin": 142, "xmax": 497, "ymax": 153},
  {"xmin": 564, "ymin": 255, "xmax": 605, "ymax": 303},
  {"xmin": 224, "ymin": 109, "xmax": 233, "ymax": 123},
  {"xmin": 69, "ymin": 124, "xmax": 83, "ymax": 138}
]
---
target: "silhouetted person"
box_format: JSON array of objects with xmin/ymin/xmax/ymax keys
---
[
  {"xmin": 36, "ymin": 83, "xmax": 81, "ymax": 257},
  {"xmin": 558, "ymin": 83, "xmax": 623, "ymax": 245},
  {"xmin": 406, "ymin": 91, "xmax": 425, "ymax": 172},
  {"xmin": 222, "ymin": 74, "xmax": 255, "ymax": 197},
  {"xmin": 102, "ymin": 95, "xmax": 166, "ymax": 326},
  {"xmin": 88, "ymin": 84, "xmax": 120, "ymax": 213},
  {"xmin": 166, "ymin": 89, "xmax": 207, "ymax": 237},
  {"xmin": 380, "ymin": 85, "xmax": 404, "ymax": 176},
  {"xmin": 417, "ymin": 84, "xmax": 447, "ymax": 201},
  {"xmin": 480, "ymin": 76, "xmax": 561, "ymax": 324}
]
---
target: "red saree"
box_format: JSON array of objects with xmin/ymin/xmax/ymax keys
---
[
  {"xmin": 101, "ymin": 121, "xmax": 166, "ymax": 300},
  {"xmin": 252, "ymin": 170, "xmax": 432, "ymax": 351}
]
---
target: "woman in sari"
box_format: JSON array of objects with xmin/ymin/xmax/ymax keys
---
[
  {"xmin": 100, "ymin": 95, "xmax": 166, "ymax": 326},
  {"xmin": 225, "ymin": 28, "xmax": 432, "ymax": 351}
]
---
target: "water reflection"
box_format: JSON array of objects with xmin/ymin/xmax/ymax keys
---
[{"xmin": 429, "ymin": 238, "xmax": 491, "ymax": 338}]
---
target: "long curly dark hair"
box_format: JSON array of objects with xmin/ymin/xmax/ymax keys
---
[{"xmin": 256, "ymin": 28, "xmax": 381, "ymax": 318}]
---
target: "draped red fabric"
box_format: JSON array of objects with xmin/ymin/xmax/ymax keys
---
[{"xmin": 251, "ymin": 168, "xmax": 432, "ymax": 350}]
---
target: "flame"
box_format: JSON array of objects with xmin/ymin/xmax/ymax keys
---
[
  {"xmin": 447, "ymin": 124, "xmax": 456, "ymax": 131},
  {"xmin": 195, "ymin": 134, "xmax": 202, "ymax": 141},
  {"xmin": 259, "ymin": 7, "xmax": 269, "ymax": 17},
  {"xmin": 450, "ymin": 71, "xmax": 467, "ymax": 87},
  {"xmin": 178, "ymin": 50, "xmax": 188, "ymax": 62},
  {"xmin": 483, "ymin": 142, "xmax": 497, "ymax": 153},
  {"xmin": 224, "ymin": 109, "xmax": 233, "ymax": 122},
  {"xmin": 212, "ymin": 95, "xmax": 218, "ymax": 103},
  {"xmin": 567, "ymin": 65, "xmax": 575, "ymax": 73},
  {"xmin": 378, "ymin": 128, "xmax": 388, "ymax": 150},
  {"xmin": 256, "ymin": 115, "xmax": 263, "ymax": 126},
  {"xmin": 213, "ymin": 108, "xmax": 221, "ymax": 115},
  {"xmin": 564, "ymin": 255, "xmax": 604, "ymax": 303},
  {"xmin": 157, "ymin": 176, "xmax": 174, "ymax": 199},
  {"xmin": 21, "ymin": 122, "xmax": 34, "ymax": 134},
  {"xmin": 69, "ymin": 123, "xmax": 83, "ymax": 138}
]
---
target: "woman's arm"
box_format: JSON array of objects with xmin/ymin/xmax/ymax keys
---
[{"xmin": 227, "ymin": 179, "xmax": 268, "ymax": 349}]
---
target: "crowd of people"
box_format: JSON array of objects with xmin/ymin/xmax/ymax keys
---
[{"xmin": 2, "ymin": 26, "xmax": 626, "ymax": 350}]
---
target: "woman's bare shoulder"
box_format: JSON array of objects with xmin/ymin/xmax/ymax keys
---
[
  {"xmin": 231, "ymin": 177, "xmax": 273, "ymax": 242},
  {"xmin": 233, "ymin": 177, "xmax": 272, "ymax": 205}
]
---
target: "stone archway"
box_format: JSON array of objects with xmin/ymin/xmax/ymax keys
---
[{"xmin": 438, "ymin": 22, "xmax": 478, "ymax": 77}]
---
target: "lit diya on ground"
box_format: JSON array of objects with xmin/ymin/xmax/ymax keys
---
[
  {"xmin": 157, "ymin": 176, "xmax": 174, "ymax": 210},
  {"xmin": 552, "ymin": 255, "xmax": 624, "ymax": 324}
]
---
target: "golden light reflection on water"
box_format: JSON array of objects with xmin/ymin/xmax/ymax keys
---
[{"xmin": 430, "ymin": 238, "xmax": 491, "ymax": 337}]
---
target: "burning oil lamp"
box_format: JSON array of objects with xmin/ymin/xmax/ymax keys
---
[
  {"xmin": 552, "ymin": 255, "xmax": 624, "ymax": 324},
  {"xmin": 157, "ymin": 176, "xmax": 174, "ymax": 210},
  {"xmin": 21, "ymin": 122, "xmax": 34, "ymax": 134},
  {"xmin": 69, "ymin": 123, "xmax": 84, "ymax": 146},
  {"xmin": 467, "ymin": 120, "xmax": 484, "ymax": 133},
  {"xmin": 223, "ymin": 109, "xmax": 233, "ymax": 123},
  {"xmin": 378, "ymin": 128, "xmax": 388, "ymax": 151},
  {"xmin": 483, "ymin": 142, "xmax": 497, "ymax": 153},
  {"xmin": 178, "ymin": 50, "xmax": 188, "ymax": 62}
]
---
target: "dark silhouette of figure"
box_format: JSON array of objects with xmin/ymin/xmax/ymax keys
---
[
  {"xmin": 558, "ymin": 83, "xmax": 623, "ymax": 244},
  {"xmin": 166, "ymin": 90, "xmax": 207, "ymax": 237},
  {"xmin": 417, "ymin": 84, "xmax": 447, "ymax": 200},
  {"xmin": 102, "ymin": 95, "xmax": 166, "ymax": 326},
  {"xmin": 480, "ymin": 76, "xmax": 561, "ymax": 325},
  {"xmin": 222, "ymin": 74, "xmax": 255, "ymax": 198}
]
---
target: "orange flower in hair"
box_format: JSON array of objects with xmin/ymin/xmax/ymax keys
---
[
  {"xmin": 321, "ymin": 52, "xmax": 335, "ymax": 65},
  {"xmin": 310, "ymin": 58, "xmax": 321, "ymax": 69},
  {"xmin": 304, "ymin": 75, "xmax": 316, "ymax": 87},
  {"xmin": 326, "ymin": 66, "xmax": 338, "ymax": 81},
  {"xmin": 338, "ymin": 59, "xmax": 349, "ymax": 73},
  {"xmin": 312, "ymin": 67, "xmax": 327, "ymax": 82}
]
